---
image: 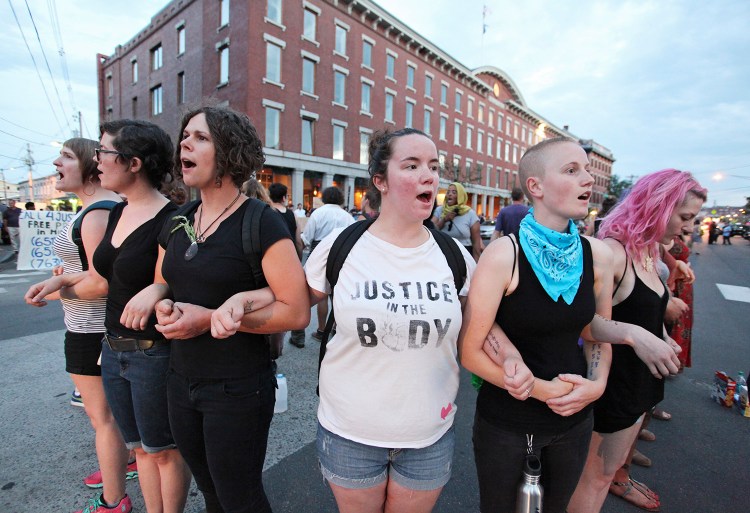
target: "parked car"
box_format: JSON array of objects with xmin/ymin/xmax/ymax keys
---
[{"xmin": 479, "ymin": 220, "xmax": 495, "ymax": 241}]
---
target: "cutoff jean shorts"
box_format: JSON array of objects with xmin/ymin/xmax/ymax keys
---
[
  {"xmin": 316, "ymin": 422, "xmax": 455, "ymax": 491},
  {"xmin": 100, "ymin": 340, "xmax": 176, "ymax": 453}
]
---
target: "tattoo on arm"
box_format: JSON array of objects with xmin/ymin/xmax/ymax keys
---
[
  {"xmin": 588, "ymin": 343, "xmax": 602, "ymax": 379},
  {"xmin": 486, "ymin": 332, "xmax": 501, "ymax": 357},
  {"xmin": 243, "ymin": 300, "xmax": 254, "ymax": 314}
]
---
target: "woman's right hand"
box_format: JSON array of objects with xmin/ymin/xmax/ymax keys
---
[
  {"xmin": 24, "ymin": 277, "xmax": 63, "ymax": 307},
  {"xmin": 211, "ymin": 293, "xmax": 250, "ymax": 339}
]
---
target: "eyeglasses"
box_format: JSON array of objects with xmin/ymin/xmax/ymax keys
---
[{"xmin": 94, "ymin": 148, "xmax": 131, "ymax": 161}]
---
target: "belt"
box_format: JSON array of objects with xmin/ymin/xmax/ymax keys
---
[{"xmin": 105, "ymin": 333, "xmax": 168, "ymax": 352}]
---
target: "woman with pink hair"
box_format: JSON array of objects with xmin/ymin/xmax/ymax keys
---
[{"xmin": 568, "ymin": 169, "xmax": 706, "ymax": 513}]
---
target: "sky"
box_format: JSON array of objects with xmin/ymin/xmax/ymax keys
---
[{"xmin": 1, "ymin": 0, "xmax": 749, "ymax": 206}]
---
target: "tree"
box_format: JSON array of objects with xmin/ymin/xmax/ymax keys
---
[
  {"xmin": 744, "ymin": 196, "xmax": 750, "ymax": 211},
  {"xmin": 607, "ymin": 174, "xmax": 633, "ymax": 200}
]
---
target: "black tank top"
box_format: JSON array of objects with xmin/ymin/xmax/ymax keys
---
[
  {"xmin": 476, "ymin": 236, "xmax": 596, "ymax": 435},
  {"xmin": 593, "ymin": 262, "xmax": 668, "ymax": 432}
]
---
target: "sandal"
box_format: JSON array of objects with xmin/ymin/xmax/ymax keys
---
[
  {"xmin": 630, "ymin": 477, "xmax": 659, "ymax": 501},
  {"xmin": 610, "ymin": 480, "xmax": 660, "ymax": 512},
  {"xmin": 638, "ymin": 429, "xmax": 656, "ymax": 442},
  {"xmin": 652, "ymin": 408, "xmax": 672, "ymax": 421}
]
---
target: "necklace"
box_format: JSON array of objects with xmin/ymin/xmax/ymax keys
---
[
  {"xmin": 642, "ymin": 254, "xmax": 654, "ymax": 273},
  {"xmin": 184, "ymin": 190, "xmax": 242, "ymax": 261}
]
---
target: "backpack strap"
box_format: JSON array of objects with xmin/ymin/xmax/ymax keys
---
[
  {"xmin": 428, "ymin": 228, "xmax": 467, "ymax": 293},
  {"xmin": 72, "ymin": 200, "xmax": 118, "ymax": 271},
  {"xmin": 241, "ymin": 198, "xmax": 271, "ymax": 289}
]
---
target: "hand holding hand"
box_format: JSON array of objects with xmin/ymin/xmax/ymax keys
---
[
  {"xmin": 547, "ymin": 374, "xmax": 604, "ymax": 416},
  {"xmin": 211, "ymin": 293, "xmax": 253, "ymax": 339},
  {"xmin": 24, "ymin": 277, "xmax": 63, "ymax": 307},
  {"xmin": 503, "ymin": 356, "xmax": 535, "ymax": 400},
  {"xmin": 632, "ymin": 331, "xmax": 680, "ymax": 378},
  {"xmin": 155, "ymin": 302, "xmax": 211, "ymax": 339}
]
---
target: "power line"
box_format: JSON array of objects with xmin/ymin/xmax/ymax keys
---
[
  {"xmin": 47, "ymin": 0, "xmax": 78, "ymax": 119},
  {"xmin": 0, "ymin": 128, "xmax": 52, "ymax": 146},
  {"xmin": 7, "ymin": 0, "xmax": 66, "ymax": 135},
  {"xmin": 0, "ymin": 115, "xmax": 56, "ymax": 139},
  {"xmin": 23, "ymin": 0, "xmax": 71, "ymax": 133}
]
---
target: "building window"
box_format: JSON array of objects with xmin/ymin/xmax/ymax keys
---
[
  {"xmin": 218, "ymin": 45, "xmax": 229, "ymax": 84},
  {"xmin": 386, "ymin": 53, "xmax": 395, "ymax": 79},
  {"xmin": 466, "ymin": 126, "xmax": 473, "ymax": 149},
  {"xmin": 360, "ymin": 82, "xmax": 371, "ymax": 113},
  {"xmin": 513, "ymin": 145, "xmax": 519, "ymax": 164},
  {"xmin": 265, "ymin": 107, "xmax": 280, "ymax": 149},
  {"xmin": 333, "ymin": 70, "xmax": 346, "ymax": 105},
  {"xmin": 405, "ymin": 102, "xmax": 414, "ymax": 128},
  {"xmin": 477, "ymin": 130, "xmax": 483, "ymax": 154},
  {"xmin": 177, "ymin": 72, "xmax": 186, "ymax": 104},
  {"xmin": 131, "ymin": 60, "xmax": 138, "ymax": 83},
  {"xmin": 266, "ymin": 42, "xmax": 282, "ymax": 83},
  {"xmin": 496, "ymin": 138, "xmax": 502, "ymax": 159},
  {"xmin": 467, "ymin": 97, "xmax": 474, "ymax": 118},
  {"xmin": 439, "ymin": 115, "xmax": 447, "ymax": 141},
  {"xmin": 454, "ymin": 121, "xmax": 460, "ymax": 145},
  {"xmin": 488, "ymin": 110, "xmax": 494, "ymax": 128},
  {"xmin": 497, "ymin": 114, "xmax": 503, "ymax": 131},
  {"xmin": 301, "ymin": 117, "xmax": 314, "ymax": 154},
  {"xmin": 333, "ymin": 124, "xmax": 345, "ymax": 160},
  {"xmin": 455, "ymin": 91, "xmax": 462, "ymax": 112},
  {"xmin": 359, "ymin": 132, "xmax": 370, "ymax": 165},
  {"xmin": 487, "ymin": 134, "xmax": 492, "ymax": 156},
  {"xmin": 362, "ymin": 39, "xmax": 373, "ymax": 68},
  {"xmin": 425, "ymin": 74, "xmax": 433, "ymax": 98},
  {"xmin": 131, "ymin": 97, "xmax": 137, "ymax": 118},
  {"xmin": 151, "ymin": 44, "xmax": 163, "ymax": 70},
  {"xmin": 267, "ymin": 0, "xmax": 282, "ymax": 23},
  {"xmin": 177, "ymin": 26, "xmax": 186, "ymax": 55},
  {"xmin": 440, "ymin": 83, "xmax": 448, "ymax": 105},
  {"xmin": 220, "ymin": 0, "xmax": 230, "ymax": 26},
  {"xmin": 478, "ymin": 104, "xmax": 484, "ymax": 123},
  {"xmin": 406, "ymin": 64, "xmax": 415, "ymax": 89},
  {"xmin": 506, "ymin": 118, "xmax": 511, "ymax": 135},
  {"xmin": 522, "ymin": 126, "xmax": 527, "ymax": 144},
  {"xmin": 514, "ymin": 122, "xmax": 519, "ymax": 139},
  {"xmin": 505, "ymin": 141, "xmax": 511, "ymax": 161},
  {"xmin": 151, "ymin": 85, "xmax": 163, "ymax": 116},
  {"xmin": 335, "ymin": 24, "xmax": 347, "ymax": 55},
  {"xmin": 302, "ymin": 57, "xmax": 315, "ymax": 94},
  {"xmin": 423, "ymin": 109, "xmax": 431, "ymax": 135},
  {"xmin": 107, "ymin": 75, "xmax": 113, "ymax": 97},
  {"xmin": 385, "ymin": 92, "xmax": 394, "ymax": 121},
  {"xmin": 303, "ymin": 7, "xmax": 317, "ymax": 41}
]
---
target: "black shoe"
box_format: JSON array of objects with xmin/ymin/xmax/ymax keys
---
[{"xmin": 289, "ymin": 336, "xmax": 305, "ymax": 348}]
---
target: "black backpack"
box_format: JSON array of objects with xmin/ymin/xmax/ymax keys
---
[
  {"xmin": 316, "ymin": 218, "xmax": 467, "ymax": 389},
  {"xmin": 72, "ymin": 200, "xmax": 119, "ymax": 271}
]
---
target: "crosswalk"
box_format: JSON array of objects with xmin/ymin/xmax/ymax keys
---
[
  {"xmin": 0, "ymin": 270, "xmax": 46, "ymax": 295},
  {"xmin": 716, "ymin": 283, "xmax": 750, "ymax": 303}
]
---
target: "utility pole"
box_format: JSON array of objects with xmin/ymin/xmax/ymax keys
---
[
  {"xmin": 78, "ymin": 111, "xmax": 83, "ymax": 138},
  {"xmin": 25, "ymin": 144, "xmax": 34, "ymax": 203}
]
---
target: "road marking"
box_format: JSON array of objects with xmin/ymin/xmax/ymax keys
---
[
  {"xmin": 0, "ymin": 278, "xmax": 29, "ymax": 284},
  {"xmin": 716, "ymin": 283, "xmax": 750, "ymax": 303},
  {"xmin": 0, "ymin": 271, "xmax": 45, "ymax": 278}
]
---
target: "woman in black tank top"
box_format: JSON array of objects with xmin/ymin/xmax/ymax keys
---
[
  {"xmin": 461, "ymin": 140, "xmax": 701, "ymax": 513},
  {"xmin": 568, "ymin": 169, "xmax": 706, "ymax": 513}
]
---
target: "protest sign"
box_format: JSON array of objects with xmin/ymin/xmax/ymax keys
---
[{"xmin": 17, "ymin": 210, "xmax": 74, "ymax": 271}]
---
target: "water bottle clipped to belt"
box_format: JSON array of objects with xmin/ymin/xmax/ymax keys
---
[{"xmin": 516, "ymin": 434, "xmax": 543, "ymax": 513}]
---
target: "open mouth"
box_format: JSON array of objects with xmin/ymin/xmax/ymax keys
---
[
  {"xmin": 578, "ymin": 191, "xmax": 591, "ymax": 201},
  {"xmin": 417, "ymin": 191, "xmax": 433, "ymax": 203},
  {"xmin": 181, "ymin": 158, "xmax": 196, "ymax": 170},
  {"xmin": 58, "ymin": 171, "xmax": 64, "ymax": 180}
]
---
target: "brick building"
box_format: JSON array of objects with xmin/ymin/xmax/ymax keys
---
[{"xmin": 98, "ymin": 0, "xmax": 614, "ymax": 216}]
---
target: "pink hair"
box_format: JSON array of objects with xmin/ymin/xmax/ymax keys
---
[{"xmin": 598, "ymin": 169, "xmax": 707, "ymax": 264}]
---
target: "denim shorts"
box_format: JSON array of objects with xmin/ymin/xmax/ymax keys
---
[
  {"xmin": 100, "ymin": 340, "xmax": 175, "ymax": 453},
  {"xmin": 316, "ymin": 423, "xmax": 454, "ymax": 491}
]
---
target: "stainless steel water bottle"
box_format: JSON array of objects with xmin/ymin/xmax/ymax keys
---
[{"xmin": 515, "ymin": 454, "xmax": 543, "ymax": 513}]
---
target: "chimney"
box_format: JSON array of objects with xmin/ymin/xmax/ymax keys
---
[{"xmin": 563, "ymin": 125, "xmax": 569, "ymax": 131}]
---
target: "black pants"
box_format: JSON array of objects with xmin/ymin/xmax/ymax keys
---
[
  {"xmin": 472, "ymin": 412, "xmax": 593, "ymax": 513},
  {"xmin": 167, "ymin": 369, "xmax": 276, "ymax": 513}
]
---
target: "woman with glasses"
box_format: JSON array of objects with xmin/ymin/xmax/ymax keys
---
[{"xmin": 26, "ymin": 120, "xmax": 190, "ymax": 513}]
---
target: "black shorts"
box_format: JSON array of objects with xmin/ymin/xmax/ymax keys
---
[{"xmin": 65, "ymin": 331, "xmax": 104, "ymax": 376}]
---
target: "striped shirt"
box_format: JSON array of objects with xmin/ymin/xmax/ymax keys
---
[{"xmin": 53, "ymin": 212, "xmax": 107, "ymax": 333}]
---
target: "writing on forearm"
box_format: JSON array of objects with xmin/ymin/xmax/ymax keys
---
[
  {"xmin": 588, "ymin": 342, "xmax": 602, "ymax": 379},
  {"xmin": 486, "ymin": 331, "xmax": 502, "ymax": 357},
  {"xmin": 243, "ymin": 300, "xmax": 254, "ymax": 314}
]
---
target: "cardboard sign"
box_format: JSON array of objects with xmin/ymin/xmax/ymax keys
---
[{"xmin": 17, "ymin": 210, "xmax": 74, "ymax": 271}]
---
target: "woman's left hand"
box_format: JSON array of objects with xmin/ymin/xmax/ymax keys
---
[
  {"xmin": 211, "ymin": 294, "xmax": 251, "ymax": 339},
  {"xmin": 121, "ymin": 284, "xmax": 167, "ymax": 331},
  {"xmin": 154, "ymin": 302, "xmax": 212, "ymax": 339},
  {"xmin": 546, "ymin": 374, "xmax": 605, "ymax": 417}
]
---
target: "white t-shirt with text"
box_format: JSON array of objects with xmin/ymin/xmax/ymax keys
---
[{"xmin": 306, "ymin": 227, "xmax": 476, "ymax": 448}]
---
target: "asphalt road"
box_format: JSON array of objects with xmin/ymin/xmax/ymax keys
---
[{"xmin": 1, "ymin": 237, "xmax": 749, "ymax": 512}]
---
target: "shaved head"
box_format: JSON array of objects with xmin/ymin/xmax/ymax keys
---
[{"xmin": 518, "ymin": 137, "xmax": 579, "ymax": 201}]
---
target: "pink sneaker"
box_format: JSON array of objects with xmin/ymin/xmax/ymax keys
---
[
  {"xmin": 75, "ymin": 493, "xmax": 132, "ymax": 513},
  {"xmin": 83, "ymin": 461, "xmax": 138, "ymax": 489}
]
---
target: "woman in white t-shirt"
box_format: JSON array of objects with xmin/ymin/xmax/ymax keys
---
[{"xmin": 305, "ymin": 128, "xmax": 476, "ymax": 513}]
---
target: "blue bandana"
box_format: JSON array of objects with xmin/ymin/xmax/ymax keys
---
[{"xmin": 518, "ymin": 209, "xmax": 583, "ymax": 305}]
